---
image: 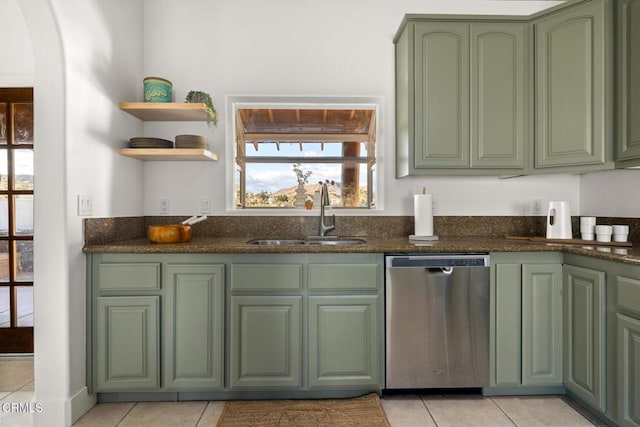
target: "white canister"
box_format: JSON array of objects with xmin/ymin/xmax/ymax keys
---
[
  {"xmin": 580, "ymin": 216, "xmax": 596, "ymax": 233},
  {"xmin": 595, "ymin": 225, "xmax": 613, "ymax": 242},
  {"xmin": 612, "ymin": 225, "xmax": 629, "ymax": 242}
]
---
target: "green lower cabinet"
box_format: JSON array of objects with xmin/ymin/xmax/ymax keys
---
[
  {"xmin": 95, "ymin": 296, "xmax": 160, "ymax": 391},
  {"xmin": 617, "ymin": 313, "xmax": 640, "ymax": 427},
  {"xmin": 164, "ymin": 264, "xmax": 224, "ymax": 390},
  {"xmin": 563, "ymin": 264, "xmax": 606, "ymax": 413},
  {"xmin": 521, "ymin": 264, "xmax": 563, "ymax": 385},
  {"xmin": 490, "ymin": 253, "xmax": 563, "ymax": 394},
  {"xmin": 308, "ymin": 296, "xmax": 379, "ymax": 388},
  {"xmin": 229, "ymin": 295, "xmax": 302, "ymax": 389}
]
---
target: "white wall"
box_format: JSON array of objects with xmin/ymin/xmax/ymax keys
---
[
  {"xmin": 141, "ymin": 0, "xmax": 582, "ymax": 217},
  {"xmin": 581, "ymin": 169, "xmax": 640, "ymax": 217},
  {"xmin": 0, "ymin": 0, "xmax": 34, "ymax": 86},
  {"xmin": 8, "ymin": 0, "xmax": 145, "ymax": 424}
]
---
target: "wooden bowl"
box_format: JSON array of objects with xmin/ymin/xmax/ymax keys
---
[{"xmin": 147, "ymin": 224, "xmax": 192, "ymax": 243}]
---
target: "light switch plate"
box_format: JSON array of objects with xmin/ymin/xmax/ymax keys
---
[
  {"xmin": 201, "ymin": 198, "xmax": 211, "ymax": 214},
  {"xmin": 78, "ymin": 195, "xmax": 93, "ymax": 216}
]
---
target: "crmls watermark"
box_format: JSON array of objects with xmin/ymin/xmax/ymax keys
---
[{"xmin": 1, "ymin": 402, "xmax": 43, "ymax": 413}]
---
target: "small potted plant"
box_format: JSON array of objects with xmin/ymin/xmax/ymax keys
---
[
  {"xmin": 185, "ymin": 90, "xmax": 218, "ymax": 125},
  {"xmin": 305, "ymin": 195, "xmax": 313, "ymax": 210}
]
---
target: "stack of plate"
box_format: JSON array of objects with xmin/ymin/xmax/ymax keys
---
[
  {"xmin": 175, "ymin": 134, "xmax": 207, "ymax": 149},
  {"xmin": 129, "ymin": 137, "xmax": 174, "ymax": 148}
]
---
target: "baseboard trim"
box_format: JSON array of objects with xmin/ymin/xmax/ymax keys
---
[{"xmin": 69, "ymin": 386, "xmax": 96, "ymax": 424}]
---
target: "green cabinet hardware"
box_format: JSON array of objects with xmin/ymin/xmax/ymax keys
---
[
  {"xmin": 534, "ymin": 0, "xmax": 612, "ymax": 170},
  {"xmin": 308, "ymin": 296, "xmax": 380, "ymax": 388},
  {"xmin": 396, "ymin": 20, "xmax": 528, "ymax": 175},
  {"xmin": 164, "ymin": 264, "xmax": 224, "ymax": 390},
  {"xmin": 229, "ymin": 295, "xmax": 302, "ymax": 389},
  {"xmin": 616, "ymin": 0, "xmax": 640, "ymax": 164},
  {"xmin": 95, "ymin": 296, "xmax": 160, "ymax": 391},
  {"xmin": 489, "ymin": 252, "xmax": 563, "ymax": 394},
  {"xmin": 563, "ymin": 264, "xmax": 606, "ymax": 412}
]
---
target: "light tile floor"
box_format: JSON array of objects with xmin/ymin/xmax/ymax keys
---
[
  {"xmin": 0, "ymin": 359, "xmax": 605, "ymax": 426},
  {"xmin": 0, "ymin": 358, "xmax": 36, "ymax": 427}
]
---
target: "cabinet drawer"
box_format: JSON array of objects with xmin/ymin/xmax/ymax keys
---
[
  {"xmin": 97, "ymin": 262, "xmax": 161, "ymax": 291},
  {"xmin": 617, "ymin": 275, "xmax": 640, "ymax": 316},
  {"xmin": 231, "ymin": 264, "xmax": 302, "ymax": 291},
  {"xmin": 308, "ymin": 264, "xmax": 379, "ymax": 291}
]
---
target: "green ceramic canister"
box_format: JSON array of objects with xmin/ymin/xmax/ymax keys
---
[{"xmin": 143, "ymin": 77, "xmax": 172, "ymax": 102}]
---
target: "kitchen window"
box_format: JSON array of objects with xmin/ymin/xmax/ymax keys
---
[{"xmin": 231, "ymin": 98, "xmax": 379, "ymax": 209}]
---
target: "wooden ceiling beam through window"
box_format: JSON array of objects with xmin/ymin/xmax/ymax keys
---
[{"xmin": 243, "ymin": 133, "xmax": 370, "ymax": 143}]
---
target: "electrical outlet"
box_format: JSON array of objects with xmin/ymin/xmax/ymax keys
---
[
  {"xmin": 77, "ymin": 195, "xmax": 93, "ymax": 216},
  {"xmin": 160, "ymin": 198, "xmax": 170, "ymax": 214},
  {"xmin": 432, "ymin": 197, "xmax": 437, "ymax": 215},
  {"xmin": 201, "ymin": 198, "xmax": 211, "ymax": 214},
  {"xmin": 533, "ymin": 198, "xmax": 542, "ymax": 215}
]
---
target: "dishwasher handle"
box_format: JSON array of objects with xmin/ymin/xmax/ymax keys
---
[{"xmin": 424, "ymin": 267, "xmax": 453, "ymax": 275}]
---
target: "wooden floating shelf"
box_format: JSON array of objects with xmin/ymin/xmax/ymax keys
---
[
  {"xmin": 119, "ymin": 148, "xmax": 218, "ymax": 161},
  {"xmin": 119, "ymin": 102, "xmax": 209, "ymax": 121}
]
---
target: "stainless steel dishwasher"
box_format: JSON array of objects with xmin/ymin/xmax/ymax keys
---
[{"xmin": 385, "ymin": 254, "xmax": 490, "ymax": 389}]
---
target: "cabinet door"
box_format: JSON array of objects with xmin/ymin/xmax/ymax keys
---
[
  {"xmin": 522, "ymin": 264, "xmax": 563, "ymax": 385},
  {"xmin": 164, "ymin": 264, "xmax": 224, "ymax": 390},
  {"xmin": 535, "ymin": 0, "xmax": 607, "ymax": 168},
  {"xmin": 494, "ymin": 263, "xmax": 523, "ymax": 386},
  {"xmin": 470, "ymin": 23, "xmax": 528, "ymax": 168},
  {"xmin": 563, "ymin": 265, "xmax": 606, "ymax": 412},
  {"xmin": 230, "ymin": 296, "xmax": 301, "ymax": 388},
  {"xmin": 308, "ymin": 296, "xmax": 380, "ymax": 388},
  {"xmin": 617, "ymin": 0, "xmax": 640, "ymax": 161},
  {"xmin": 413, "ymin": 22, "xmax": 469, "ymax": 168},
  {"xmin": 96, "ymin": 296, "xmax": 159, "ymax": 391},
  {"xmin": 617, "ymin": 313, "xmax": 640, "ymax": 427}
]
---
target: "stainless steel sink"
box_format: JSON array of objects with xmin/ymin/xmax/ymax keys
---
[
  {"xmin": 305, "ymin": 239, "xmax": 366, "ymax": 246},
  {"xmin": 246, "ymin": 239, "xmax": 306, "ymax": 245},
  {"xmin": 247, "ymin": 238, "xmax": 366, "ymax": 246}
]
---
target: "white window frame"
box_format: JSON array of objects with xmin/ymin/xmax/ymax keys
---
[{"xmin": 225, "ymin": 95, "xmax": 384, "ymax": 213}]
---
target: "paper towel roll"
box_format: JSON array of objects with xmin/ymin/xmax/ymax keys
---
[{"xmin": 414, "ymin": 194, "xmax": 433, "ymax": 236}]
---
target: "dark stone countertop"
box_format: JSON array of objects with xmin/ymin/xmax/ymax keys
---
[{"xmin": 83, "ymin": 236, "xmax": 640, "ymax": 266}]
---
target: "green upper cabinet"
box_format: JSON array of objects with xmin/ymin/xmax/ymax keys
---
[
  {"xmin": 471, "ymin": 23, "xmax": 528, "ymax": 169},
  {"xmin": 413, "ymin": 22, "xmax": 469, "ymax": 169},
  {"xmin": 395, "ymin": 0, "xmax": 617, "ymax": 176},
  {"xmin": 616, "ymin": 0, "xmax": 640, "ymax": 164},
  {"xmin": 533, "ymin": 0, "xmax": 613, "ymax": 170},
  {"xmin": 395, "ymin": 19, "xmax": 528, "ymax": 175}
]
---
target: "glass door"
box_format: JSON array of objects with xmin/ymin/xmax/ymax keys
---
[{"xmin": 0, "ymin": 88, "xmax": 34, "ymax": 353}]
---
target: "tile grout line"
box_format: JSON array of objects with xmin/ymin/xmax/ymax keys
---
[
  {"xmin": 114, "ymin": 402, "xmax": 137, "ymax": 427},
  {"xmin": 489, "ymin": 396, "xmax": 518, "ymax": 426},
  {"xmin": 194, "ymin": 400, "xmax": 210, "ymax": 427},
  {"xmin": 419, "ymin": 396, "xmax": 440, "ymax": 427}
]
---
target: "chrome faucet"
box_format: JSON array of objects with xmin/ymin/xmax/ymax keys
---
[{"xmin": 318, "ymin": 181, "xmax": 335, "ymax": 236}]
